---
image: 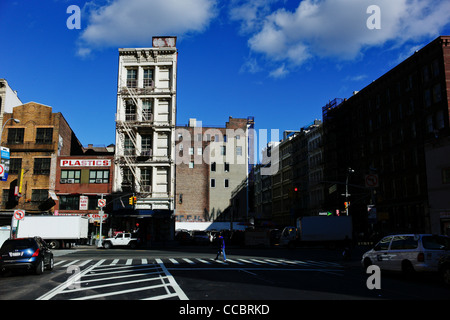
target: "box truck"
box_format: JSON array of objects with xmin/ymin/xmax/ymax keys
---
[
  {"xmin": 280, "ymin": 216, "xmax": 352, "ymax": 248},
  {"xmin": 14, "ymin": 216, "xmax": 89, "ymax": 249},
  {"xmin": 0, "ymin": 226, "xmax": 10, "ymax": 248}
]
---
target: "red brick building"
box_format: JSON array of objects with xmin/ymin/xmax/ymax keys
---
[
  {"xmin": 55, "ymin": 151, "xmax": 114, "ymax": 222},
  {"xmin": 175, "ymin": 117, "xmax": 253, "ymax": 223}
]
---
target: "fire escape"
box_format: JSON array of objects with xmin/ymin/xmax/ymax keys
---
[{"xmin": 115, "ymin": 76, "xmax": 154, "ymax": 196}]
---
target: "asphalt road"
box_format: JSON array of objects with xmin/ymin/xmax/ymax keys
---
[{"xmin": 1, "ymin": 244, "xmax": 449, "ymax": 305}]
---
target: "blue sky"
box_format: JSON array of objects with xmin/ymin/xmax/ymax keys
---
[{"xmin": 1, "ymin": 0, "xmax": 450, "ymax": 151}]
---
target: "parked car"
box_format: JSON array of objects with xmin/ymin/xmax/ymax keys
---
[
  {"xmin": 438, "ymin": 253, "xmax": 450, "ymax": 286},
  {"xmin": 0, "ymin": 237, "xmax": 54, "ymax": 275},
  {"xmin": 175, "ymin": 230, "xmax": 192, "ymax": 244},
  {"xmin": 361, "ymin": 234, "xmax": 450, "ymax": 275},
  {"xmin": 191, "ymin": 231, "xmax": 210, "ymax": 245}
]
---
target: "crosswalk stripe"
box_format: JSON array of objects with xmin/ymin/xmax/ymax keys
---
[
  {"xmin": 142, "ymin": 258, "xmax": 148, "ymax": 264},
  {"xmin": 182, "ymin": 258, "xmax": 195, "ymax": 264},
  {"xmin": 225, "ymin": 259, "xmax": 244, "ymax": 265},
  {"xmin": 196, "ymin": 258, "xmax": 211, "ymax": 264},
  {"xmin": 126, "ymin": 259, "xmax": 132, "ymax": 265},
  {"xmin": 61, "ymin": 260, "xmax": 80, "ymax": 268},
  {"xmin": 78, "ymin": 259, "xmax": 93, "ymax": 267},
  {"xmin": 250, "ymin": 259, "xmax": 275, "ymax": 265},
  {"xmin": 169, "ymin": 258, "xmax": 179, "ymax": 265},
  {"xmin": 111, "ymin": 259, "xmax": 119, "ymax": 265},
  {"xmin": 237, "ymin": 258, "xmax": 259, "ymax": 265},
  {"xmin": 54, "ymin": 260, "xmax": 67, "ymax": 266}
]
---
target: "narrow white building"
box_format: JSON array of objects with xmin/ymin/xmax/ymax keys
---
[
  {"xmin": 0, "ymin": 79, "xmax": 23, "ymax": 127},
  {"xmin": 113, "ymin": 37, "xmax": 177, "ymax": 241}
]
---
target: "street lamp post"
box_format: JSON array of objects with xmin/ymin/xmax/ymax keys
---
[{"xmin": 0, "ymin": 118, "xmax": 20, "ymax": 142}]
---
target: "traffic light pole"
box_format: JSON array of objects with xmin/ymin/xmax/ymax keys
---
[{"xmin": 98, "ymin": 194, "xmax": 104, "ymax": 248}]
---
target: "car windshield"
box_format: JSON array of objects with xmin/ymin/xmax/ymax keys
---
[
  {"xmin": 1, "ymin": 239, "xmax": 35, "ymax": 251},
  {"xmin": 422, "ymin": 235, "xmax": 450, "ymax": 250}
]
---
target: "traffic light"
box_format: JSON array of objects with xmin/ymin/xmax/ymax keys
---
[
  {"xmin": 344, "ymin": 202, "xmax": 350, "ymax": 209},
  {"xmin": 129, "ymin": 196, "xmax": 137, "ymax": 205}
]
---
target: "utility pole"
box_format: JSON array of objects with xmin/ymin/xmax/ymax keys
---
[{"xmin": 343, "ymin": 168, "xmax": 354, "ymax": 216}]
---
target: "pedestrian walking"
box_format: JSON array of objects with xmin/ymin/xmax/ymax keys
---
[{"xmin": 214, "ymin": 235, "xmax": 227, "ymax": 261}]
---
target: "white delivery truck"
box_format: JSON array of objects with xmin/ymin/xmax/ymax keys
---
[
  {"xmin": 0, "ymin": 226, "xmax": 10, "ymax": 248},
  {"xmin": 14, "ymin": 215, "xmax": 89, "ymax": 249},
  {"xmin": 280, "ymin": 216, "xmax": 353, "ymax": 248}
]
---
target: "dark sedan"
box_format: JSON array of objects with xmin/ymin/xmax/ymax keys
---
[{"xmin": 0, "ymin": 237, "xmax": 54, "ymax": 275}]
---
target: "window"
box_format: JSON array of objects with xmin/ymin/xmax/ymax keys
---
[
  {"xmin": 236, "ymin": 146, "xmax": 242, "ymax": 156},
  {"xmin": 436, "ymin": 111, "xmax": 445, "ymax": 130},
  {"xmin": 142, "ymin": 99, "xmax": 152, "ymax": 121},
  {"xmin": 189, "ymin": 147, "xmax": 194, "ymax": 155},
  {"xmin": 34, "ymin": 158, "xmax": 51, "ymax": 175},
  {"xmin": 224, "ymin": 179, "xmax": 229, "ymax": 188},
  {"xmin": 35, "ymin": 128, "xmax": 53, "ymax": 144},
  {"xmin": 443, "ymin": 168, "xmax": 450, "ymax": 184},
  {"xmin": 210, "ymin": 179, "xmax": 216, "ymax": 188},
  {"xmin": 211, "ymin": 162, "xmax": 216, "ymax": 172},
  {"xmin": 7, "ymin": 128, "xmax": 24, "ymax": 144},
  {"xmin": 422, "ymin": 235, "xmax": 450, "ymax": 250},
  {"xmin": 125, "ymin": 100, "xmax": 136, "ymax": 121},
  {"xmin": 141, "ymin": 168, "xmax": 152, "ymax": 191},
  {"xmin": 143, "ymin": 68, "xmax": 154, "ymax": 87},
  {"xmin": 127, "ymin": 69, "xmax": 137, "ymax": 88},
  {"xmin": 61, "ymin": 170, "xmax": 81, "ymax": 183},
  {"xmin": 424, "ymin": 89, "xmax": 431, "ymax": 107},
  {"xmin": 31, "ymin": 189, "xmax": 48, "ymax": 202},
  {"xmin": 189, "ymin": 162, "xmax": 194, "ymax": 169},
  {"xmin": 433, "ymin": 83, "xmax": 442, "ymax": 103},
  {"xmin": 220, "ymin": 146, "xmax": 226, "ymax": 156},
  {"xmin": 89, "ymin": 170, "xmax": 109, "ymax": 183},
  {"xmin": 59, "ymin": 195, "xmax": 79, "ymax": 210},
  {"xmin": 124, "ymin": 136, "xmax": 134, "ymax": 155},
  {"xmin": 374, "ymin": 236, "xmax": 392, "ymax": 251},
  {"xmin": 9, "ymin": 158, "xmax": 22, "ymax": 175},
  {"xmin": 88, "ymin": 196, "xmax": 103, "ymax": 210},
  {"xmin": 224, "ymin": 162, "xmax": 230, "ymax": 172},
  {"xmin": 122, "ymin": 168, "xmax": 134, "ymax": 186},
  {"xmin": 141, "ymin": 135, "xmax": 152, "ymax": 155},
  {"xmin": 390, "ymin": 236, "xmax": 418, "ymax": 250},
  {"xmin": 197, "ymin": 147, "xmax": 202, "ymax": 155}
]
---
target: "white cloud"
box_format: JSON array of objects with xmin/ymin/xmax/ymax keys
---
[
  {"xmin": 233, "ymin": 0, "xmax": 450, "ymax": 71},
  {"xmin": 77, "ymin": 0, "xmax": 217, "ymax": 54},
  {"xmin": 269, "ymin": 64, "xmax": 289, "ymax": 78}
]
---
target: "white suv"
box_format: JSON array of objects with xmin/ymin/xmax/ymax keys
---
[{"xmin": 361, "ymin": 234, "xmax": 450, "ymax": 274}]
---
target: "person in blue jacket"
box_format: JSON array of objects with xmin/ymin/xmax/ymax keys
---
[{"xmin": 214, "ymin": 235, "xmax": 226, "ymax": 261}]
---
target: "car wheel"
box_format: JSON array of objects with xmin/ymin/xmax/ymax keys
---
[
  {"xmin": 104, "ymin": 242, "xmax": 112, "ymax": 249},
  {"xmin": 35, "ymin": 260, "xmax": 44, "ymax": 275},
  {"xmin": 442, "ymin": 265, "xmax": 450, "ymax": 286},
  {"xmin": 46, "ymin": 257, "xmax": 54, "ymax": 271},
  {"xmin": 48, "ymin": 240, "xmax": 60, "ymax": 250}
]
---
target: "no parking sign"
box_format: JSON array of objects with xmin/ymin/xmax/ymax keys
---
[{"xmin": 14, "ymin": 210, "xmax": 25, "ymax": 220}]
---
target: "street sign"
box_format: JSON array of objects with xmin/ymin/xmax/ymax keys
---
[
  {"xmin": 13, "ymin": 210, "xmax": 25, "ymax": 220},
  {"xmin": 0, "ymin": 164, "xmax": 4, "ymax": 177},
  {"xmin": 365, "ymin": 174, "xmax": 379, "ymax": 188},
  {"xmin": 98, "ymin": 199, "xmax": 106, "ymax": 207}
]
